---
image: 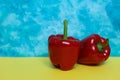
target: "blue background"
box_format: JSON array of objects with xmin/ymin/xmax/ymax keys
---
[{"xmin": 0, "ymin": 0, "xmax": 120, "ymax": 57}]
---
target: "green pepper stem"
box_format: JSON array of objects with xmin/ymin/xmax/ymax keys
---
[
  {"xmin": 97, "ymin": 39, "xmax": 109, "ymax": 52},
  {"xmin": 63, "ymin": 19, "xmax": 68, "ymax": 40}
]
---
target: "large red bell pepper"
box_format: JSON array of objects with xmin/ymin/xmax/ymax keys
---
[
  {"xmin": 77, "ymin": 34, "xmax": 110, "ymax": 65},
  {"xmin": 48, "ymin": 20, "xmax": 80, "ymax": 70}
]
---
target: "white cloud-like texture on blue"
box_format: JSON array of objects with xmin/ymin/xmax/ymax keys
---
[{"xmin": 0, "ymin": 0, "xmax": 120, "ymax": 56}]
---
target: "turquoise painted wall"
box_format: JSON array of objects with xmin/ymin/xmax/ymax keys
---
[{"xmin": 0, "ymin": 0, "xmax": 120, "ymax": 56}]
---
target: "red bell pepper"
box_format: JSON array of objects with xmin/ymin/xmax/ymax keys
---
[
  {"xmin": 48, "ymin": 20, "xmax": 80, "ymax": 71},
  {"xmin": 77, "ymin": 34, "xmax": 110, "ymax": 65}
]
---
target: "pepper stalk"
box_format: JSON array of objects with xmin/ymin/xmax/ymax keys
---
[
  {"xmin": 63, "ymin": 19, "xmax": 68, "ymax": 40},
  {"xmin": 97, "ymin": 39, "xmax": 109, "ymax": 52}
]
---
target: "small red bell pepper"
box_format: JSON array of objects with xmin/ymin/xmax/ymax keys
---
[
  {"xmin": 48, "ymin": 20, "xmax": 80, "ymax": 71},
  {"xmin": 77, "ymin": 34, "xmax": 110, "ymax": 65}
]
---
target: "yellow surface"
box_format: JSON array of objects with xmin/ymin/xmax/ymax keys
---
[{"xmin": 0, "ymin": 57, "xmax": 120, "ymax": 80}]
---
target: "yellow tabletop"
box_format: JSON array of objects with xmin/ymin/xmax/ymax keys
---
[{"xmin": 0, "ymin": 57, "xmax": 120, "ymax": 80}]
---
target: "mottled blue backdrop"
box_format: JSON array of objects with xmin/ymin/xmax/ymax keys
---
[{"xmin": 0, "ymin": 0, "xmax": 120, "ymax": 56}]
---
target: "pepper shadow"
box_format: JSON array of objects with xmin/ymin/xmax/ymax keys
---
[
  {"xmin": 40, "ymin": 56, "xmax": 55, "ymax": 69},
  {"xmin": 77, "ymin": 61, "xmax": 107, "ymax": 67}
]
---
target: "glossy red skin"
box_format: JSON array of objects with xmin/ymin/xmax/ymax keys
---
[
  {"xmin": 77, "ymin": 34, "xmax": 110, "ymax": 65},
  {"xmin": 48, "ymin": 34, "xmax": 80, "ymax": 70}
]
